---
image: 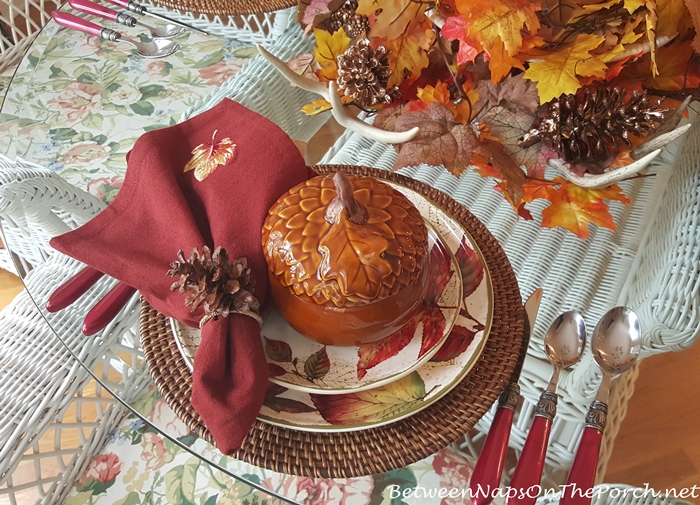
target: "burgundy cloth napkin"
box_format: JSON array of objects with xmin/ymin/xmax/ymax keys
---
[{"xmin": 51, "ymin": 99, "xmax": 308, "ymax": 453}]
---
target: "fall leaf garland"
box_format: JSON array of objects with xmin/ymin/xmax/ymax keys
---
[{"xmin": 293, "ymin": 0, "xmax": 699, "ymax": 238}]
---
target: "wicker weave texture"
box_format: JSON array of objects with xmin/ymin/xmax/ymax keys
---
[
  {"xmin": 140, "ymin": 164, "xmax": 526, "ymax": 478},
  {"xmin": 151, "ymin": 0, "xmax": 295, "ymax": 15}
]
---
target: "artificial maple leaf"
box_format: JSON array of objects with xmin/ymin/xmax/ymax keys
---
[
  {"xmin": 476, "ymin": 73, "xmax": 540, "ymax": 113},
  {"xmin": 480, "ymin": 106, "xmax": 555, "ymax": 177},
  {"xmin": 287, "ymin": 53, "xmax": 320, "ymax": 81},
  {"xmin": 634, "ymin": 40, "xmax": 700, "ymax": 90},
  {"xmin": 455, "ymin": 237, "xmax": 484, "ymax": 298},
  {"xmin": 644, "ymin": 0, "xmax": 659, "ymax": 76},
  {"xmin": 357, "ymin": 0, "xmax": 428, "ymax": 40},
  {"xmin": 539, "ymin": 178, "xmax": 630, "ymax": 238},
  {"xmin": 314, "ymin": 27, "xmax": 351, "ymax": 81},
  {"xmin": 656, "ymin": 0, "xmax": 689, "ymax": 39},
  {"xmin": 301, "ymin": 99, "xmax": 332, "ymax": 115},
  {"xmin": 523, "ymin": 34, "xmax": 607, "ymax": 103},
  {"xmin": 458, "ymin": 0, "xmax": 541, "ymax": 56},
  {"xmin": 356, "ymin": 318, "xmax": 416, "ymax": 379},
  {"xmin": 301, "ymin": 0, "xmax": 337, "ymax": 25},
  {"xmin": 624, "ymin": 0, "xmax": 645, "ymax": 12},
  {"xmin": 379, "ymin": 19, "xmax": 435, "ymax": 87},
  {"xmin": 477, "ymin": 140, "xmax": 526, "ymax": 204},
  {"xmin": 310, "ymin": 372, "xmax": 426, "ymax": 425},
  {"xmin": 183, "ymin": 130, "xmax": 236, "ymax": 182},
  {"xmin": 430, "ymin": 323, "xmax": 482, "ymax": 362},
  {"xmin": 487, "ymin": 36, "xmax": 526, "ymax": 83},
  {"xmin": 318, "ymin": 206, "xmax": 393, "ymax": 301},
  {"xmin": 382, "ymin": 102, "xmax": 480, "ymax": 176},
  {"xmin": 686, "ymin": 0, "xmax": 700, "ymax": 53},
  {"xmin": 415, "ymin": 81, "xmax": 476, "ymax": 124},
  {"xmin": 441, "ymin": 15, "xmax": 481, "ymax": 65}
]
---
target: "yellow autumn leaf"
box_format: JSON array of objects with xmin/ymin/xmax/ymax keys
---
[
  {"xmin": 416, "ymin": 81, "xmax": 478, "ymax": 123},
  {"xmin": 600, "ymin": 15, "xmax": 645, "ymax": 62},
  {"xmin": 686, "ymin": 0, "xmax": 700, "ymax": 53},
  {"xmin": 382, "ymin": 20, "xmax": 435, "ymax": 87},
  {"xmin": 656, "ymin": 0, "xmax": 688, "ymax": 37},
  {"xmin": 357, "ymin": 0, "xmax": 427, "ymax": 40},
  {"xmin": 459, "ymin": 0, "xmax": 541, "ymax": 56},
  {"xmin": 624, "ymin": 0, "xmax": 645, "ymax": 12},
  {"xmin": 644, "ymin": 0, "xmax": 659, "ymax": 75},
  {"xmin": 314, "ymin": 27, "xmax": 351, "ymax": 81},
  {"xmin": 523, "ymin": 34, "xmax": 607, "ymax": 104},
  {"xmin": 301, "ymin": 99, "xmax": 332, "ymax": 115}
]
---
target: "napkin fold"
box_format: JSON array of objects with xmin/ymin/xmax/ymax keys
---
[{"xmin": 51, "ymin": 99, "xmax": 308, "ymax": 453}]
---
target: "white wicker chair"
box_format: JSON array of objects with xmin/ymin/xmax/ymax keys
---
[{"xmin": 316, "ymin": 108, "xmax": 700, "ymax": 487}]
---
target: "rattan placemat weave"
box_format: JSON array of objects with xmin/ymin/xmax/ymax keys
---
[
  {"xmin": 151, "ymin": 0, "xmax": 295, "ymax": 15},
  {"xmin": 140, "ymin": 165, "xmax": 526, "ymax": 478}
]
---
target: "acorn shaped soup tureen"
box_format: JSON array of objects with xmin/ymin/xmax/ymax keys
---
[{"xmin": 262, "ymin": 171, "xmax": 430, "ymax": 346}]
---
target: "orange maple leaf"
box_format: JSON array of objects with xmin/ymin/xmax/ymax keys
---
[
  {"xmin": 458, "ymin": 0, "xmax": 541, "ymax": 56},
  {"xmin": 416, "ymin": 80, "xmax": 477, "ymax": 123},
  {"xmin": 487, "ymin": 36, "xmax": 525, "ymax": 83},
  {"xmin": 378, "ymin": 18, "xmax": 435, "ymax": 87},
  {"xmin": 357, "ymin": 0, "xmax": 427, "ymax": 40},
  {"xmin": 539, "ymin": 178, "xmax": 629, "ymax": 238},
  {"xmin": 183, "ymin": 130, "xmax": 236, "ymax": 182}
]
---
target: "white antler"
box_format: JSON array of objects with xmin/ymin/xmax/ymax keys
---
[
  {"xmin": 546, "ymin": 122, "xmax": 692, "ymax": 188},
  {"xmin": 547, "ymin": 149, "xmax": 661, "ymax": 188},
  {"xmin": 257, "ymin": 45, "xmax": 419, "ymax": 145}
]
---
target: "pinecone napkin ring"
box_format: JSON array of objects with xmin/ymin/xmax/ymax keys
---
[{"xmin": 168, "ymin": 246, "xmax": 263, "ymax": 329}]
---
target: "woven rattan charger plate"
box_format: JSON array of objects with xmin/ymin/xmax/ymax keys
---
[
  {"xmin": 151, "ymin": 0, "xmax": 295, "ymax": 15},
  {"xmin": 140, "ymin": 165, "xmax": 526, "ymax": 478}
]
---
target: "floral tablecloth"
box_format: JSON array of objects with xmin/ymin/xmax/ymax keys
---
[
  {"xmin": 64, "ymin": 388, "xmax": 477, "ymax": 505},
  {"xmin": 0, "ymin": 15, "xmax": 257, "ymax": 204}
]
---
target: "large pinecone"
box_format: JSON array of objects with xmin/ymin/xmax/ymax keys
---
[
  {"xmin": 337, "ymin": 38, "xmax": 396, "ymax": 108},
  {"xmin": 168, "ymin": 246, "xmax": 257, "ymax": 322},
  {"xmin": 518, "ymin": 86, "xmax": 669, "ymax": 164},
  {"xmin": 328, "ymin": 0, "xmax": 369, "ymax": 37}
]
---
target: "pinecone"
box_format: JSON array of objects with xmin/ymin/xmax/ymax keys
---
[
  {"xmin": 328, "ymin": 0, "xmax": 370, "ymax": 37},
  {"xmin": 168, "ymin": 246, "xmax": 257, "ymax": 323},
  {"xmin": 518, "ymin": 86, "xmax": 669, "ymax": 164},
  {"xmin": 337, "ymin": 39, "xmax": 397, "ymax": 108}
]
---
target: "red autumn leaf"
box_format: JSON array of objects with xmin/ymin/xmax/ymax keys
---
[
  {"xmin": 264, "ymin": 337, "xmax": 293, "ymax": 363},
  {"xmin": 268, "ymin": 363, "xmax": 287, "ymax": 377},
  {"xmin": 430, "ymin": 323, "xmax": 481, "ymax": 362},
  {"xmin": 418, "ymin": 306, "xmax": 447, "ymax": 358},
  {"xmin": 265, "ymin": 382, "xmax": 288, "ymax": 399},
  {"xmin": 455, "ymin": 237, "xmax": 484, "ymax": 298},
  {"xmin": 356, "ymin": 318, "xmax": 417, "ymax": 380},
  {"xmin": 426, "ymin": 238, "xmax": 454, "ymax": 303},
  {"xmin": 441, "ymin": 15, "xmax": 480, "ymax": 65}
]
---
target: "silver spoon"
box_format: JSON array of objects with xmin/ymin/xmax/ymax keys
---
[
  {"xmin": 53, "ymin": 11, "xmax": 179, "ymax": 59},
  {"xmin": 560, "ymin": 307, "xmax": 642, "ymax": 505},
  {"xmin": 508, "ymin": 311, "xmax": 586, "ymax": 505},
  {"xmin": 68, "ymin": 0, "xmax": 185, "ymax": 39}
]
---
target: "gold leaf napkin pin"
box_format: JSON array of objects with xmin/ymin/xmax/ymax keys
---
[{"xmin": 184, "ymin": 130, "xmax": 237, "ymax": 181}]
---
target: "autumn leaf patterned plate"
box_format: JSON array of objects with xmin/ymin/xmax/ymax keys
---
[
  {"xmin": 173, "ymin": 224, "xmax": 461, "ymax": 394},
  {"xmin": 171, "ymin": 182, "xmax": 494, "ymax": 432}
]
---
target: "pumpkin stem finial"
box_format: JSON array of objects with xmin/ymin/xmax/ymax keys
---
[{"xmin": 325, "ymin": 171, "xmax": 369, "ymax": 225}]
